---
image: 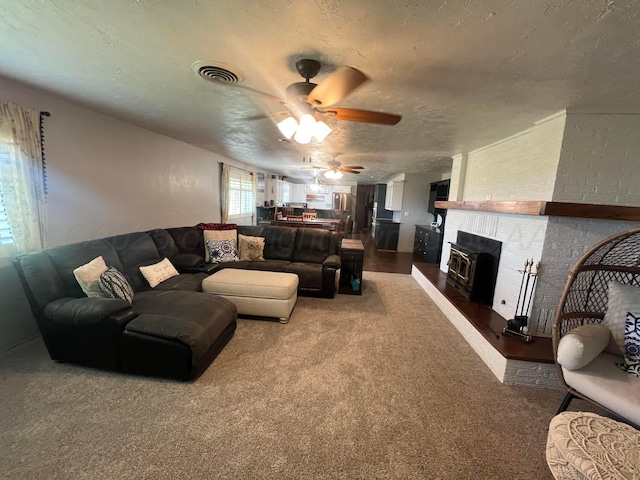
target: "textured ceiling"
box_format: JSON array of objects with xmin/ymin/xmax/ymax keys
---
[{"xmin": 1, "ymin": 1, "xmax": 640, "ymax": 183}]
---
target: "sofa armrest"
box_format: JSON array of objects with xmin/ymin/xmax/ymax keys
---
[
  {"xmin": 323, "ymin": 254, "xmax": 341, "ymax": 269},
  {"xmin": 44, "ymin": 297, "xmax": 135, "ymax": 328}
]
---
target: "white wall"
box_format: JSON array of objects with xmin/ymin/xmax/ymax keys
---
[
  {"xmin": 553, "ymin": 113, "xmax": 640, "ymax": 205},
  {"xmin": 462, "ymin": 113, "xmax": 566, "ymax": 201},
  {"xmin": 0, "ymin": 76, "xmax": 246, "ymax": 351}
]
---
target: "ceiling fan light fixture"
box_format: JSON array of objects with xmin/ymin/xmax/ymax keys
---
[
  {"xmin": 324, "ymin": 169, "xmax": 343, "ymax": 179},
  {"xmin": 277, "ymin": 116, "xmax": 298, "ymax": 139},
  {"xmin": 314, "ymin": 120, "xmax": 332, "ymax": 142},
  {"xmin": 293, "ymin": 114, "xmax": 316, "ymax": 144}
]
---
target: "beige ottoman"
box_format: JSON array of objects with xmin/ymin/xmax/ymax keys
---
[
  {"xmin": 202, "ymin": 269, "xmax": 298, "ymax": 323},
  {"xmin": 546, "ymin": 411, "xmax": 640, "ymax": 479}
]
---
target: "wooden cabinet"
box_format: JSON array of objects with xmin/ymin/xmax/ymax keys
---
[
  {"xmin": 290, "ymin": 183, "xmax": 306, "ymax": 203},
  {"xmin": 428, "ymin": 179, "xmax": 450, "ymax": 214},
  {"xmin": 414, "ymin": 225, "xmax": 443, "ymax": 263},
  {"xmin": 372, "ymin": 221, "xmax": 399, "ymax": 250},
  {"xmin": 374, "ymin": 184, "xmax": 393, "ymax": 219},
  {"xmin": 385, "ymin": 181, "xmax": 404, "ymax": 210}
]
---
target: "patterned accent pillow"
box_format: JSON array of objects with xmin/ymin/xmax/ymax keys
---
[
  {"xmin": 99, "ymin": 267, "xmax": 134, "ymax": 303},
  {"xmin": 238, "ymin": 234, "xmax": 265, "ymax": 262},
  {"xmin": 206, "ymin": 239, "xmax": 239, "ymax": 264},
  {"xmin": 203, "ymin": 229, "xmax": 237, "ymax": 262},
  {"xmin": 618, "ymin": 312, "xmax": 640, "ymax": 377}
]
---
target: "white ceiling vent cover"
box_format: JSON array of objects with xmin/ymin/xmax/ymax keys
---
[{"xmin": 191, "ymin": 60, "xmax": 245, "ymax": 84}]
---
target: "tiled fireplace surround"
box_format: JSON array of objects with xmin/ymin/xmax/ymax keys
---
[{"xmin": 412, "ymin": 111, "xmax": 640, "ymax": 387}]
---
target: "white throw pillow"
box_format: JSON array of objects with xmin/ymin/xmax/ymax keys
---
[
  {"xmin": 139, "ymin": 258, "xmax": 179, "ymax": 288},
  {"xmin": 603, "ymin": 282, "xmax": 640, "ymax": 355},
  {"xmin": 73, "ymin": 256, "xmax": 108, "ymax": 298},
  {"xmin": 203, "ymin": 229, "xmax": 237, "ymax": 262},
  {"xmin": 557, "ymin": 322, "xmax": 611, "ymax": 370}
]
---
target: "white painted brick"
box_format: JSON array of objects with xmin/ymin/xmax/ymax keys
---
[{"xmin": 412, "ymin": 266, "xmax": 561, "ymax": 387}]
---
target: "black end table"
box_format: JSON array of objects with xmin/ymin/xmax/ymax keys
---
[{"xmin": 339, "ymin": 239, "xmax": 364, "ymax": 295}]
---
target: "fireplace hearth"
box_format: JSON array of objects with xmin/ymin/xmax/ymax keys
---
[{"xmin": 446, "ymin": 232, "xmax": 502, "ymax": 305}]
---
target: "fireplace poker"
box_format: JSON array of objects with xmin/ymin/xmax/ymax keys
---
[
  {"xmin": 518, "ymin": 259, "xmax": 534, "ymax": 318},
  {"xmin": 503, "ymin": 258, "xmax": 534, "ymax": 343},
  {"xmin": 524, "ymin": 262, "xmax": 541, "ymax": 320}
]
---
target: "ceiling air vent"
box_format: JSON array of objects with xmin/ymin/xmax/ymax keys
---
[{"xmin": 191, "ymin": 60, "xmax": 245, "ymax": 84}]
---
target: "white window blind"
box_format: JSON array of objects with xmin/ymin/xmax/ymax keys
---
[
  {"xmin": 228, "ymin": 167, "xmax": 254, "ymax": 219},
  {"xmin": 0, "ymin": 145, "xmax": 14, "ymax": 245},
  {"xmin": 0, "ymin": 191, "xmax": 13, "ymax": 245}
]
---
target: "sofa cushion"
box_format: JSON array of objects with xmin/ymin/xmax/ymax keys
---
[
  {"xmin": 245, "ymin": 259, "xmax": 290, "ymax": 272},
  {"xmin": 562, "ymin": 352, "xmax": 640, "ymax": 427},
  {"xmin": 45, "ymin": 239, "xmax": 123, "ymax": 298},
  {"xmin": 285, "ymin": 262, "xmax": 323, "ymax": 290},
  {"xmin": 108, "ymin": 232, "xmax": 160, "ymax": 270},
  {"xmin": 166, "ymin": 227, "xmax": 204, "ymax": 257},
  {"xmin": 171, "ymin": 253, "xmax": 205, "ymax": 271},
  {"xmin": 151, "ymin": 272, "xmax": 209, "ymax": 292},
  {"xmin": 237, "ymin": 225, "xmax": 265, "ymax": 238},
  {"xmin": 292, "ymin": 228, "xmax": 331, "ymax": 264},
  {"xmin": 146, "ymin": 229, "xmax": 180, "ymax": 259},
  {"xmin": 262, "ymin": 226, "xmax": 296, "ymax": 261},
  {"xmin": 14, "ymin": 251, "xmax": 65, "ymax": 311},
  {"xmin": 126, "ymin": 292, "xmax": 237, "ymax": 366}
]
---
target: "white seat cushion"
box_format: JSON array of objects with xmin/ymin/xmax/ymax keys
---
[
  {"xmin": 562, "ymin": 352, "xmax": 640, "ymax": 426},
  {"xmin": 202, "ymin": 269, "xmax": 298, "ymax": 300}
]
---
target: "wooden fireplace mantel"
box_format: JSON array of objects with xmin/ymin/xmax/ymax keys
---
[{"xmin": 434, "ymin": 200, "xmax": 640, "ymax": 222}]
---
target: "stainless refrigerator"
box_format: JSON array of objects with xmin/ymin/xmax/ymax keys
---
[{"xmin": 333, "ymin": 193, "xmax": 353, "ymax": 212}]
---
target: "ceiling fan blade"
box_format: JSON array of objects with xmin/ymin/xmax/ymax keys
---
[
  {"xmin": 342, "ymin": 165, "xmax": 364, "ymax": 169},
  {"xmin": 307, "ymin": 67, "xmax": 369, "ymax": 107},
  {"xmin": 321, "ymin": 107, "xmax": 402, "ymax": 125},
  {"xmin": 339, "ymin": 168, "xmax": 361, "ymax": 174}
]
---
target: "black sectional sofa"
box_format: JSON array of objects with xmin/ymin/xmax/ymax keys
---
[
  {"xmin": 14, "ymin": 224, "xmax": 341, "ymax": 380},
  {"xmin": 156, "ymin": 225, "xmax": 341, "ymax": 298}
]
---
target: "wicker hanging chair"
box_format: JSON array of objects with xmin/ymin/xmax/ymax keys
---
[{"xmin": 553, "ymin": 226, "xmax": 640, "ymax": 421}]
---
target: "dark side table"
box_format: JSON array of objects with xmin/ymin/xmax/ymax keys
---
[{"xmin": 339, "ymin": 239, "xmax": 364, "ymax": 295}]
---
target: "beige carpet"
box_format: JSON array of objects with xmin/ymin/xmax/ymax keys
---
[{"xmin": 0, "ymin": 272, "xmax": 589, "ymax": 479}]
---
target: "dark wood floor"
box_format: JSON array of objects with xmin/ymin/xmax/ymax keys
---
[
  {"xmin": 349, "ymin": 230, "xmax": 554, "ymax": 363},
  {"xmin": 349, "ymin": 231, "xmax": 416, "ymax": 274}
]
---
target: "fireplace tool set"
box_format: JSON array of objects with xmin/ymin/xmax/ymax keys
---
[{"xmin": 503, "ymin": 259, "xmax": 540, "ymax": 343}]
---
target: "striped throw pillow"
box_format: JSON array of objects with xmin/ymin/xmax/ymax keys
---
[{"xmin": 99, "ymin": 267, "xmax": 134, "ymax": 303}]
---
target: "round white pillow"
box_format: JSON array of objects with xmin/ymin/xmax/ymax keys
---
[{"xmin": 557, "ymin": 323, "xmax": 611, "ymax": 371}]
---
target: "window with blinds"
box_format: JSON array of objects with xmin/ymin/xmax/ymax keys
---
[
  {"xmin": 0, "ymin": 145, "xmax": 14, "ymax": 245},
  {"xmin": 0, "ymin": 193, "xmax": 13, "ymax": 245},
  {"xmin": 228, "ymin": 168, "xmax": 254, "ymax": 218}
]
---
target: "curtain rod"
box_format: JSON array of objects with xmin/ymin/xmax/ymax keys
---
[{"xmin": 40, "ymin": 111, "xmax": 51, "ymax": 117}]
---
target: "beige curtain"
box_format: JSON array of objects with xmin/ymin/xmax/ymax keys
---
[
  {"xmin": 220, "ymin": 162, "xmax": 230, "ymax": 223},
  {"xmin": 0, "ymin": 101, "xmax": 47, "ymax": 253}
]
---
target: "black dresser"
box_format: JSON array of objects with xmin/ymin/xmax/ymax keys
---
[{"xmin": 414, "ymin": 225, "xmax": 443, "ymax": 263}]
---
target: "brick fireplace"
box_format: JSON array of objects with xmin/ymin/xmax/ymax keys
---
[{"xmin": 413, "ymin": 110, "xmax": 640, "ymax": 385}]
